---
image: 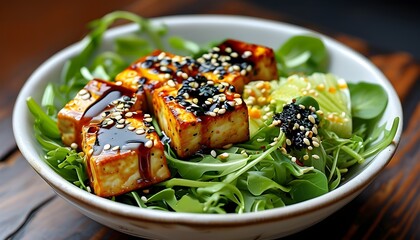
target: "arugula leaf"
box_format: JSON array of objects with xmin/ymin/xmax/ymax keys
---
[
  {"xmin": 168, "ymin": 36, "xmax": 201, "ymax": 55},
  {"xmin": 287, "ymin": 169, "xmax": 328, "ymax": 203}
]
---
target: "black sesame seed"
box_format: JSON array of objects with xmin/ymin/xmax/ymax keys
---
[{"xmin": 141, "ymin": 60, "xmax": 154, "ymax": 69}]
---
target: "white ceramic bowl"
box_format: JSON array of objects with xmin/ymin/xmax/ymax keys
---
[{"xmin": 13, "ymin": 15, "xmax": 403, "ymax": 240}]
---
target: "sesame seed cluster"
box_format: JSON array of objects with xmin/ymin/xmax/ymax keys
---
[
  {"xmin": 170, "ymin": 75, "xmax": 243, "ymax": 117},
  {"xmin": 131, "ymin": 46, "xmax": 254, "ymax": 117},
  {"xmin": 197, "ymin": 46, "xmax": 253, "ymax": 80},
  {"xmin": 272, "ymin": 100, "xmax": 322, "ymax": 161}
]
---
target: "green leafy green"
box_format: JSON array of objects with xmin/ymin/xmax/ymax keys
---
[
  {"xmin": 276, "ymin": 35, "xmax": 328, "ymax": 76},
  {"xmin": 348, "ymin": 82, "xmax": 388, "ymax": 119},
  {"xmin": 287, "ymin": 169, "xmax": 328, "ymax": 202}
]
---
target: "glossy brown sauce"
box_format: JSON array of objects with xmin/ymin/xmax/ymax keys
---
[{"xmin": 91, "ymin": 116, "xmax": 152, "ymax": 182}]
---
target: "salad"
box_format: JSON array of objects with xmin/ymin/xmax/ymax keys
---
[{"xmin": 27, "ymin": 11, "xmax": 399, "ymax": 213}]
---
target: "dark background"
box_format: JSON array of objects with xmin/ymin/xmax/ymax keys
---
[{"xmin": 250, "ymin": 0, "xmax": 420, "ymax": 59}]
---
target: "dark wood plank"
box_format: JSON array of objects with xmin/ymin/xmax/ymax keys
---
[
  {"xmin": 0, "ymin": 117, "xmax": 15, "ymax": 161},
  {"xmin": 0, "ymin": 153, "xmax": 56, "ymax": 239}
]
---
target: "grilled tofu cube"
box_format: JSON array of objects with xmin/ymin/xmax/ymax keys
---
[
  {"xmin": 152, "ymin": 75, "xmax": 249, "ymax": 158},
  {"xmin": 115, "ymin": 50, "xmax": 198, "ymax": 109},
  {"xmin": 82, "ymin": 111, "xmax": 170, "ymax": 197},
  {"xmin": 197, "ymin": 39, "xmax": 278, "ymax": 93},
  {"xmin": 152, "ymin": 85, "xmax": 202, "ymax": 158},
  {"xmin": 201, "ymin": 102, "xmax": 249, "ymax": 149},
  {"xmin": 57, "ymin": 79, "xmax": 142, "ymax": 147}
]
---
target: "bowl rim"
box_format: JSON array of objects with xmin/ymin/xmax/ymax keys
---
[{"xmin": 13, "ymin": 14, "xmax": 403, "ymax": 226}]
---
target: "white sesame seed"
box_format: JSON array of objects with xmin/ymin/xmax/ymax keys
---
[
  {"xmin": 313, "ymin": 141, "xmax": 320, "ymax": 147},
  {"xmin": 86, "ymin": 186, "xmax": 92, "ymax": 193},
  {"xmin": 118, "ymin": 119, "xmax": 125, "ymax": 124},
  {"xmin": 312, "ymin": 154, "xmax": 320, "ymax": 159},
  {"xmin": 81, "ymin": 94, "xmax": 90, "ymax": 100},
  {"xmin": 312, "ymin": 127, "xmax": 318, "ymax": 135},
  {"xmin": 316, "ymin": 110, "xmax": 324, "ymax": 115},
  {"xmin": 230, "ymin": 52, "xmax": 238, "ymax": 58},
  {"xmin": 257, "ymin": 138, "xmax": 265, "ymax": 142},
  {"xmin": 104, "ymin": 144, "xmax": 111, "ymax": 150},
  {"xmin": 78, "ymin": 89, "xmax": 88, "ymax": 95},
  {"xmin": 145, "ymin": 140, "xmax": 153, "ymax": 148},
  {"xmin": 144, "ymin": 117, "xmax": 153, "ymax": 122},
  {"xmin": 141, "ymin": 196, "xmax": 148, "ymax": 202},
  {"xmin": 303, "ymin": 138, "xmax": 311, "ymax": 146},
  {"xmin": 127, "ymin": 126, "xmax": 135, "ymax": 131},
  {"xmin": 233, "ymin": 65, "xmax": 240, "ymax": 71},
  {"xmin": 219, "ymin": 152, "xmax": 229, "ymax": 160},
  {"xmin": 181, "ymin": 72, "xmax": 188, "ymax": 79},
  {"xmin": 88, "ymin": 149, "xmax": 93, "ymax": 155},
  {"xmin": 115, "ymin": 81, "xmax": 122, "ymax": 86},
  {"xmin": 242, "ymin": 51, "xmax": 252, "ymax": 58},
  {"xmin": 291, "ymin": 157, "xmax": 297, "ymax": 162},
  {"xmin": 112, "ymin": 146, "xmax": 120, "ymax": 151},
  {"xmin": 234, "ymin": 98, "xmax": 243, "ymax": 105},
  {"xmin": 157, "ymin": 52, "xmax": 166, "ymax": 60},
  {"xmin": 125, "ymin": 112, "xmax": 133, "ymax": 118},
  {"xmin": 225, "ymin": 47, "xmax": 232, "ymax": 53},
  {"xmin": 167, "ymin": 79, "xmax": 176, "ymax": 87},
  {"xmin": 303, "ymin": 155, "xmax": 309, "ymax": 160},
  {"xmin": 136, "ymin": 129, "xmax": 145, "ymax": 135},
  {"xmin": 308, "ymin": 115, "xmax": 316, "ymax": 124},
  {"xmin": 308, "ymin": 146, "xmax": 313, "ymax": 151},
  {"xmin": 209, "ymin": 112, "xmax": 217, "ymax": 117},
  {"xmin": 286, "ymin": 139, "xmax": 292, "ymax": 146},
  {"xmin": 107, "ymin": 119, "xmax": 114, "ymax": 125},
  {"xmin": 269, "ymin": 141, "xmax": 277, "ymax": 146},
  {"xmin": 297, "ymin": 113, "xmax": 301, "ymax": 119},
  {"xmin": 116, "ymin": 124, "xmax": 125, "ymax": 129},
  {"xmin": 218, "ymin": 108, "xmax": 226, "ymax": 115},
  {"xmin": 227, "ymin": 101, "xmax": 235, "ymax": 107},
  {"xmin": 280, "ymin": 147, "xmax": 288, "ymax": 154},
  {"xmin": 70, "ymin": 143, "xmax": 78, "ymax": 149},
  {"xmin": 240, "ymin": 69, "xmax": 247, "ymax": 76},
  {"xmin": 300, "ymin": 126, "xmax": 305, "ymax": 131},
  {"xmin": 209, "ymin": 150, "xmax": 217, "ymax": 157}
]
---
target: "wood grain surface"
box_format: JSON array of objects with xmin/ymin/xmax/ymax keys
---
[{"xmin": 1, "ymin": 0, "xmax": 418, "ymax": 239}]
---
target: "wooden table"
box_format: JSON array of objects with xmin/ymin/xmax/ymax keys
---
[{"xmin": 1, "ymin": 1, "xmax": 418, "ymax": 239}]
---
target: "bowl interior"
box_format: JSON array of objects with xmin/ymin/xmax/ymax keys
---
[{"xmin": 13, "ymin": 15, "xmax": 402, "ymax": 225}]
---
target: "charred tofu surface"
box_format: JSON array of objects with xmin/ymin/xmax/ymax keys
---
[
  {"xmin": 83, "ymin": 111, "xmax": 169, "ymax": 197},
  {"xmin": 115, "ymin": 50, "xmax": 199, "ymax": 109},
  {"xmin": 57, "ymin": 79, "xmax": 142, "ymax": 148},
  {"xmin": 56, "ymin": 39, "xmax": 278, "ymax": 197},
  {"xmin": 197, "ymin": 39, "xmax": 278, "ymax": 93},
  {"xmin": 153, "ymin": 75, "xmax": 249, "ymax": 158}
]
